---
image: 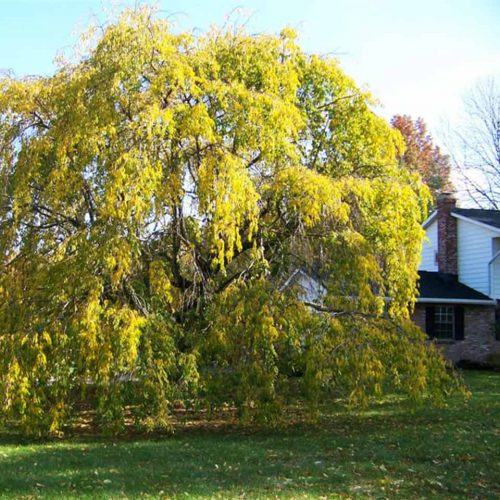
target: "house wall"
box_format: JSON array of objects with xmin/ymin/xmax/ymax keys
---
[
  {"xmin": 419, "ymin": 220, "xmax": 438, "ymax": 272},
  {"xmin": 412, "ymin": 303, "xmax": 500, "ymax": 364},
  {"xmin": 282, "ymin": 270, "xmax": 326, "ymax": 304},
  {"xmin": 296, "ymin": 273, "xmax": 326, "ymax": 303},
  {"xmin": 491, "ymin": 238, "xmax": 500, "ymax": 298},
  {"xmin": 457, "ymin": 218, "xmax": 499, "ymax": 297},
  {"xmin": 412, "ymin": 306, "xmax": 426, "ymax": 331}
]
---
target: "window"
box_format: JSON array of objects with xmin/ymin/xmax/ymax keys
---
[
  {"xmin": 434, "ymin": 306, "xmax": 454, "ymax": 339},
  {"xmin": 425, "ymin": 305, "xmax": 465, "ymax": 341}
]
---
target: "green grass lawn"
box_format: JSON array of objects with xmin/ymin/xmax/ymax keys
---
[{"xmin": 0, "ymin": 370, "xmax": 499, "ymax": 499}]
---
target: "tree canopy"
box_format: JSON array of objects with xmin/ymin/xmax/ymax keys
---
[{"xmin": 0, "ymin": 8, "xmax": 463, "ymax": 435}]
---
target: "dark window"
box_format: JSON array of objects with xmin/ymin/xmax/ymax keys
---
[
  {"xmin": 434, "ymin": 306, "xmax": 454, "ymax": 339},
  {"xmin": 425, "ymin": 305, "xmax": 465, "ymax": 341}
]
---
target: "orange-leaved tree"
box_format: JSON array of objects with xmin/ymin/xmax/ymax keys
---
[{"xmin": 391, "ymin": 114, "xmax": 452, "ymax": 203}]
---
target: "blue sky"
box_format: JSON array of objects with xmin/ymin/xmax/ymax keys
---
[{"xmin": 1, "ymin": 0, "xmax": 499, "ymax": 137}]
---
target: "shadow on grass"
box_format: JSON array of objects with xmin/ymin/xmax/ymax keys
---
[{"xmin": 0, "ymin": 370, "xmax": 498, "ymax": 498}]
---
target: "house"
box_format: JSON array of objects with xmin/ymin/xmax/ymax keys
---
[
  {"xmin": 279, "ymin": 268, "xmax": 326, "ymax": 304},
  {"xmin": 414, "ymin": 192, "xmax": 500, "ymax": 364},
  {"xmin": 282, "ymin": 192, "xmax": 500, "ymax": 364}
]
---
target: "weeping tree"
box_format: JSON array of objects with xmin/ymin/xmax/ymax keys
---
[{"xmin": 0, "ymin": 8, "xmax": 462, "ymax": 435}]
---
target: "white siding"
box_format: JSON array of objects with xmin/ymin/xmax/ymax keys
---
[
  {"xmin": 419, "ymin": 220, "xmax": 438, "ymax": 271},
  {"xmin": 295, "ymin": 273, "xmax": 326, "ymax": 303},
  {"xmin": 490, "ymin": 238, "xmax": 500, "ymax": 298},
  {"xmin": 457, "ymin": 218, "xmax": 498, "ymax": 296},
  {"xmin": 282, "ymin": 270, "xmax": 326, "ymax": 304}
]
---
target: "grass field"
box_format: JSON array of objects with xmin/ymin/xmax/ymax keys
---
[{"xmin": 0, "ymin": 370, "xmax": 498, "ymax": 499}]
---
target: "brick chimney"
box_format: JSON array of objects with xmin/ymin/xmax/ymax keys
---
[{"xmin": 436, "ymin": 192, "xmax": 458, "ymax": 275}]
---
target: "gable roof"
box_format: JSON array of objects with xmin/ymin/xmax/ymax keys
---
[
  {"xmin": 417, "ymin": 271, "xmax": 495, "ymax": 305},
  {"xmin": 422, "ymin": 211, "xmax": 437, "ymax": 229},
  {"xmin": 422, "ymin": 207, "xmax": 500, "ymax": 233},
  {"xmin": 452, "ymin": 208, "xmax": 500, "ymax": 230}
]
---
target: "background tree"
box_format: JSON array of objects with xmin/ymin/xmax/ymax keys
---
[
  {"xmin": 391, "ymin": 115, "xmax": 452, "ymax": 202},
  {"xmin": 0, "ymin": 8, "xmax": 462, "ymax": 435},
  {"xmin": 446, "ymin": 77, "xmax": 500, "ymax": 208}
]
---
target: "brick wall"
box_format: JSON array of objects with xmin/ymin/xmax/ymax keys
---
[
  {"xmin": 412, "ymin": 306, "xmax": 426, "ymax": 331},
  {"xmin": 437, "ymin": 193, "xmax": 458, "ymax": 275},
  {"xmin": 412, "ymin": 304, "xmax": 500, "ymax": 363}
]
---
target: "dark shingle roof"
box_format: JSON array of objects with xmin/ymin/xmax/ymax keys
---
[
  {"xmin": 452, "ymin": 208, "xmax": 500, "ymax": 230},
  {"xmin": 417, "ymin": 271, "xmax": 493, "ymax": 302}
]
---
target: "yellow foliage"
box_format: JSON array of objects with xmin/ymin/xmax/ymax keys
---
[
  {"xmin": 0, "ymin": 6, "xmax": 461, "ymax": 435},
  {"xmin": 272, "ymin": 166, "xmax": 349, "ymax": 227},
  {"xmin": 198, "ymin": 151, "xmax": 260, "ymax": 269}
]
